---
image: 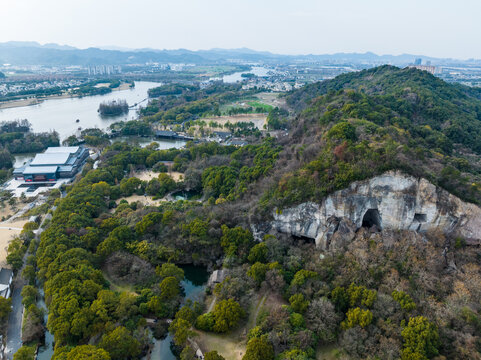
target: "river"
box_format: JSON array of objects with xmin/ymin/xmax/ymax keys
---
[{"xmin": 0, "ymin": 81, "xmax": 160, "ymax": 140}]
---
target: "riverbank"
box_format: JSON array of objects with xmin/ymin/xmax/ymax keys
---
[{"xmin": 0, "ymin": 82, "xmax": 133, "ymax": 110}]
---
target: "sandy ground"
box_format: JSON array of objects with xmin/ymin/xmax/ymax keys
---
[
  {"xmin": 0, "ymin": 201, "xmax": 33, "ymax": 267},
  {"xmin": 168, "ymin": 171, "xmax": 183, "ymax": 181},
  {"xmin": 0, "ymin": 204, "xmax": 16, "ymax": 221},
  {"xmin": 115, "ymin": 194, "xmax": 163, "ymax": 207},
  {"xmin": 132, "ymin": 170, "xmax": 157, "ymax": 181},
  {"xmin": 0, "ymin": 219, "xmax": 27, "ymax": 269},
  {"xmin": 132, "ymin": 170, "xmax": 183, "ymax": 182},
  {"xmin": 0, "ymin": 97, "xmax": 43, "ymax": 109}
]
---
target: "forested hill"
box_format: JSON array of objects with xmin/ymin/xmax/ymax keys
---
[
  {"xmin": 286, "ymin": 66, "xmax": 481, "ymax": 154},
  {"xmin": 261, "ymin": 66, "xmax": 481, "ymax": 209},
  {"xmin": 287, "ymin": 65, "xmax": 481, "ymax": 111},
  {"xmin": 12, "ymin": 66, "xmax": 481, "ymax": 360}
]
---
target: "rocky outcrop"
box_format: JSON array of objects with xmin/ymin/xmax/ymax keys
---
[{"xmin": 272, "ymin": 171, "xmax": 481, "ymax": 249}]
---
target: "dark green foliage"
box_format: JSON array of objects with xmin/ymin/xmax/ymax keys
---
[
  {"xmin": 267, "ymin": 107, "xmax": 289, "ymax": 130},
  {"xmin": 392, "ymin": 290, "xmax": 416, "ymax": 311},
  {"xmin": 0, "ymin": 120, "xmax": 59, "ymax": 154},
  {"xmin": 401, "ymin": 316, "xmax": 439, "ymax": 359},
  {"xmin": 65, "ymin": 345, "xmax": 111, "ymax": 360},
  {"xmin": 98, "ymin": 326, "xmax": 141, "ymax": 360},
  {"xmin": 326, "ymin": 121, "xmax": 357, "ymax": 141},
  {"xmin": 220, "ymin": 225, "xmax": 254, "ymax": 261},
  {"xmin": 6, "ymin": 238, "xmax": 27, "ymax": 271},
  {"xmin": 148, "ymin": 83, "xmax": 199, "ymax": 98},
  {"xmin": 0, "ymin": 147, "xmax": 13, "ymax": 169},
  {"xmin": 146, "ymin": 173, "xmax": 177, "ymax": 197},
  {"xmin": 243, "ymin": 337, "xmax": 275, "ymax": 360},
  {"xmin": 21, "ymin": 285, "xmax": 38, "ymax": 308},
  {"xmin": 196, "ymin": 299, "xmax": 244, "ymax": 333},
  {"xmin": 289, "ymin": 293, "xmax": 309, "ymax": 313},
  {"xmin": 110, "ymin": 120, "xmax": 152, "ymax": 136},
  {"xmin": 205, "ymin": 351, "xmax": 225, "ymax": 360},
  {"xmin": 200, "ymin": 138, "xmax": 281, "ymax": 201},
  {"xmin": 0, "ymin": 296, "xmax": 12, "ymax": 320},
  {"xmin": 248, "ymin": 242, "xmax": 268, "ymax": 263},
  {"xmin": 262, "ymin": 66, "xmax": 481, "ymax": 209},
  {"xmin": 13, "ymin": 346, "xmax": 36, "ymax": 360},
  {"xmin": 142, "ymin": 83, "xmax": 246, "ymax": 124},
  {"xmin": 341, "ymin": 307, "xmax": 373, "ymax": 329}
]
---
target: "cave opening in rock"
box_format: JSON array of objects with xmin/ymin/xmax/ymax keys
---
[
  {"xmin": 292, "ymin": 234, "xmax": 316, "ymax": 244},
  {"xmin": 413, "ymin": 213, "xmax": 427, "ymax": 222},
  {"xmin": 362, "ymin": 209, "xmax": 382, "ymax": 229}
]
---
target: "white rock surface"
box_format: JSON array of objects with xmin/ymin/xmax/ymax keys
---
[{"xmin": 272, "ymin": 171, "xmax": 481, "ymax": 249}]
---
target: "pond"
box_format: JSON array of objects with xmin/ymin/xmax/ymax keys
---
[
  {"xmin": 171, "ymin": 190, "xmax": 201, "ymax": 201},
  {"xmin": 146, "ymin": 265, "xmax": 209, "ymax": 360}
]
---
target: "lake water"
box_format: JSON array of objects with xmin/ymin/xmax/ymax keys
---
[
  {"xmin": 0, "ymin": 81, "xmax": 160, "ymax": 140},
  {"xmin": 222, "ymin": 66, "xmax": 273, "ymax": 83}
]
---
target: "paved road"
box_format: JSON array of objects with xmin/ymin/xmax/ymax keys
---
[
  {"xmin": 0, "ymin": 227, "xmax": 23, "ymax": 231},
  {"xmin": 4, "ymin": 277, "xmax": 25, "ymax": 359},
  {"xmin": 4, "ymin": 199, "xmax": 49, "ymax": 359}
]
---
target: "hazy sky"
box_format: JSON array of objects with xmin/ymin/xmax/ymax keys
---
[{"xmin": 1, "ymin": 0, "xmax": 480, "ymax": 59}]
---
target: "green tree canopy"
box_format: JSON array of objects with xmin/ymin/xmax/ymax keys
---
[
  {"xmin": 98, "ymin": 326, "xmax": 141, "ymax": 360},
  {"xmin": 67, "ymin": 345, "xmax": 111, "ymax": 360},
  {"xmin": 401, "ymin": 316, "xmax": 439, "ymax": 360},
  {"xmin": 243, "ymin": 337, "xmax": 274, "ymax": 360}
]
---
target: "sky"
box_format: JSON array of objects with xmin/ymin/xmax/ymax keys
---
[{"xmin": 0, "ymin": 0, "xmax": 480, "ymax": 59}]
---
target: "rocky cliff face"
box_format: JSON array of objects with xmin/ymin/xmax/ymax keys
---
[{"xmin": 271, "ymin": 171, "xmax": 481, "ymax": 249}]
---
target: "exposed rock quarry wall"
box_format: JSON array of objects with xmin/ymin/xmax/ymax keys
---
[{"xmin": 272, "ymin": 171, "xmax": 481, "ymax": 249}]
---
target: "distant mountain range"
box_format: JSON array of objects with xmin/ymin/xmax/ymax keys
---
[{"xmin": 0, "ymin": 41, "xmax": 478, "ymax": 67}]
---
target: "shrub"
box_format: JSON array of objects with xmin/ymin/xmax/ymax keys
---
[
  {"xmin": 341, "ymin": 308, "xmax": 373, "ymax": 329},
  {"xmin": 401, "ymin": 316, "xmax": 439, "ymax": 360},
  {"xmin": 392, "ymin": 290, "xmax": 416, "ymax": 311}
]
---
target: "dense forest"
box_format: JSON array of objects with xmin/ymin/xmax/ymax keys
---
[
  {"xmin": 0, "ymin": 120, "xmax": 59, "ymax": 154},
  {"xmin": 9, "ymin": 67, "xmax": 481, "ymax": 360}
]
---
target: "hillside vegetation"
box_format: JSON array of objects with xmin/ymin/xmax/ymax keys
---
[
  {"xmin": 16, "ymin": 67, "xmax": 481, "ymax": 360},
  {"xmin": 261, "ymin": 66, "xmax": 481, "ymax": 210}
]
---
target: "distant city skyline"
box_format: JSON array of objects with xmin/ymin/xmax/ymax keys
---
[{"xmin": 1, "ymin": 0, "xmax": 480, "ymax": 59}]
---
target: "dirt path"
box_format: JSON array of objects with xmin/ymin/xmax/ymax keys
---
[
  {"xmin": 252, "ymin": 294, "xmax": 267, "ymax": 325},
  {"xmin": 207, "ymin": 296, "xmax": 216, "ymax": 312}
]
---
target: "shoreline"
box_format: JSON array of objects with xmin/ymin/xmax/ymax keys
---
[{"xmin": 0, "ymin": 82, "xmax": 133, "ymax": 110}]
